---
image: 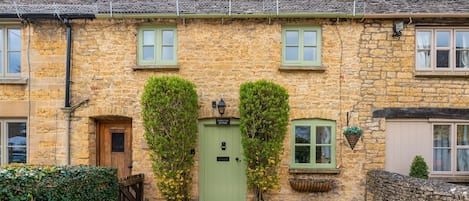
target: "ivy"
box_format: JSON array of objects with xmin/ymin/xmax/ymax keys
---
[
  {"xmin": 141, "ymin": 76, "xmax": 198, "ymax": 201},
  {"xmin": 239, "ymin": 80, "xmax": 290, "ymax": 201}
]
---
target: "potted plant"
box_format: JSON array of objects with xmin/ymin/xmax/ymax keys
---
[{"xmin": 343, "ymin": 126, "xmax": 363, "ymax": 150}]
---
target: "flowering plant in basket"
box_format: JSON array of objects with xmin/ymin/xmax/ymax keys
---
[{"xmin": 343, "ymin": 126, "xmax": 363, "ymax": 150}]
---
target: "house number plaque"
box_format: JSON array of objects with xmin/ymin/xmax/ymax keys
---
[{"xmin": 216, "ymin": 118, "xmax": 230, "ymax": 125}]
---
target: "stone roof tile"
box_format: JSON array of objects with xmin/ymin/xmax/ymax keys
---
[{"xmin": 0, "ymin": 0, "xmax": 468, "ymax": 17}]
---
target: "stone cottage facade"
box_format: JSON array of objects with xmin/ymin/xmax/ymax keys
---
[{"xmin": 1, "ymin": 0, "xmax": 469, "ymax": 200}]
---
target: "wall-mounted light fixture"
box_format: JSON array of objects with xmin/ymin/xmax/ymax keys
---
[
  {"xmin": 212, "ymin": 98, "xmax": 226, "ymax": 116},
  {"xmin": 392, "ymin": 21, "xmax": 404, "ymax": 38}
]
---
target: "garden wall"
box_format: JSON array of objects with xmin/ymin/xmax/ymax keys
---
[{"xmin": 366, "ymin": 170, "xmax": 469, "ymax": 201}]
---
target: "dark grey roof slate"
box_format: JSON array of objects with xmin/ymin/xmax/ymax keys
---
[{"xmin": 0, "ymin": 0, "xmax": 467, "ymax": 17}]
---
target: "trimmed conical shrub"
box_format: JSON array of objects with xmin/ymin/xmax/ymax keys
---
[{"xmin": 409, "ymin": 155, "xmax": 429, "ymax": 179}]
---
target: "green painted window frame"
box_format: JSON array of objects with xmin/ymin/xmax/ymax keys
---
[
  {"xmin": 0, "ymin": 26, "xmax": 22, "ymax": 77},
  {"xmin": 137, "ymin": 26, "xmax": 177, "ymax": 66},
  {"xmin": 282, "ymin": 26, "xmax": 322, "ymax": 66},
  {"xmin": 290, "ymin": 119, "xmax": 336, "ymax": 169}
]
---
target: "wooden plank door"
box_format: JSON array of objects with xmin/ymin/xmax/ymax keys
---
[
  {"xmin": 98, "ymin": 121, "xmax": 132, "ymax": 178},
  {"xmin": 199, "ymin": 119, "xmax": 246, "ymax": 201}
]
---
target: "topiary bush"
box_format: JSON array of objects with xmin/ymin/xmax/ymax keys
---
[
  {"xmin": 141, "ymin": 76, "xmax": 198, "ymax": 201},
  {"xmin": 239, "ymin": 80, "xmax": 290, "ymax": 201},
  {"xmin": 0, "ymin": 165, "xmax": 118, "ymax": 201},
  {"xmin": 409, "ymin": 155, "xmax": 429, "ymax": 179}
]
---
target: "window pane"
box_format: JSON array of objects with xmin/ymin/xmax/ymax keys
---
[
  {"xmin": 0, "ymin": 29, "xmax": 2, "ymax": 74},
  {"xmin": 7, "ymin": 122, "xmax": 27, "ymax": 164},
  {"xmin": 457, "ymin": 149, "xmax": 469, "ymax": 171},
  {"xmin": 434, "ymin": 148, "xmax": 451, "ymax": 171},
  {"xmin": 436, "ymin": 50, "xmax": 450, "ymax": 68},
  {"xmin": 417, "ymin": 31, "xmax": 431, "ymax": 49},
  {"xmin": 7, "ymin": 29, "xmax": 21, "ymax": 51},
  {"xmin": 8, "ymin": 122, "xmax": 26, "ymax": 146},
  {"xmin": 286, "ymin": 31, "xmax": 299, "ymax": 44},
  {"xmin": 143, "ymin": 31, "xmax": 155, "ymax": 45},
  {"xmin": 162, "ymin": 30, "xmax": 174, "ymax": 45},
  {"xmin": 316, "ymin": 146, "xmax": 331, "ymax": 164},
  {"xmin": 304, "ymin": 31, "xmax": 316, "ymax": 46},
  {"xmin": 295, "ymin": 126, "xmax": 310, "ymax": 144},
  {"xmin": 456, "ymin": 31, "xmax": 469, "ymax": 49},
  {"xmin": 457, "ymin": 125, "xmax": 469, "ymax": 145},
  {"xmin": 112, "ymin": 133, "xmax": 124, "ymax": 152},
  {"xmin": 304, "ymin": 47, "xmax": 316, "ymax": 61},
  {"xmin": 0, "ymin": 50, "xmax": 2, "ymax": 74},
  {"xmin": 456, "ymin": 50, "xmax": 469, "ymax": 68},
  {"xmin": 162, "ymin": 46, "xmax": 174, "ymax": 60},
  {"xmin": 8, "ymin": 52, "xmax": 20, "ymax": 73},
  {"xmin": 285, "ymin": 47, "xmax": 298, "ymax": 61},
  {"xmin": 295, "ymin": 146, "xmax": 310, "ymax": 163},
  {"xmin": 9, "ymin": 147, "xmax": 26, "ymax": 163},
  {"xmin": 436, "ymin": 31, "xmax": 450, "ymax": 47},
  {"xmin": 0, "ymin": 29, "xmax": 3, "ymax": 51},
  {"xmin": 143, "ymin": 46, "xmax": 154, "ymax": 60},
  {"xmin": 434, "ymin": 125, "xmax": 451, "ymax": 147},
  {"xmin": 416, "ymin": 50, "xmax": 431, "ymax": 68},
  {"xmin": 316, "ymin": 126, "xmax": 331, "ymax": 144}
]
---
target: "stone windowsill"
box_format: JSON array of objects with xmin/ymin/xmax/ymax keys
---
[
  {"xmin": 133, "ymin": 65, "xmax": 180, "ymax": 71},
  {"xmin": 414, "ymin": 70, "xmax": 469, "ymax": 77},
  {"xmin": 289, "ymin": 167, "xmax": 341, "ymax": 174},
  {"xmin": 429, "ymin": 176, "xmax": 469, "ymax": 184},
  {"xmin": 279, "ymin": 65, "xmax": 327, "ymax": 72},
  {"xmin": 0, "ymin": 77, "xmax": 28, "ymax": 85}
]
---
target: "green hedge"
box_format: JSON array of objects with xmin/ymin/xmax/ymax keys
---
[
  {"xmin": 239, "ymin": 80, "xmax": 290, "ymax": 201},
  {"xmin": 141, "ymin": 76, "xmax": 199, "ymax": 201},
  {"xmin": 0, "ymin": 165, "xmax": 118, "ymax": 201}
]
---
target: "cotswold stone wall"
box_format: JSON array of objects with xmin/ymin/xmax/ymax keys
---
[
  {"xmin": 8, "ymin": 17, "xmax": 469, "ymax": 201},
  {"xmin": 13, "ymin": 18, "xmax": 365, "ymax": 201},
  {"xmin": 367, "ymin": 170, "xmax": 469, "ymax": 201}
]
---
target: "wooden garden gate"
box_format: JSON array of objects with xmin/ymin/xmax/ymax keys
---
[{"xmin": 119, "ymin": 174, "xmax": 144, "ymax": 201}]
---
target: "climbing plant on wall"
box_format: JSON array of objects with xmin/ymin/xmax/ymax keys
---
[
  {"xmin": 141, "ymin": 76, "xmax": 198, "ymax": 201},
  {"xmin": 239, "ymin": 80, "xmax": 290, "ymax": 201}
]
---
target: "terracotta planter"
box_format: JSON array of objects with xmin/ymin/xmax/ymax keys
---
[
  {"xmin": 289, "ymin": 178, "xmax": 334, "ymax": 192},
  {"xmin": 344, "ymin": 133, "xmax": 361, "ymax": 150}
]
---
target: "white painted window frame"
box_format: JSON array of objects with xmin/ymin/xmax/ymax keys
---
[
  {"xmin": 416, "ymin": 28, "xmax": 469, "ymax": 72},
  {"xmin": 0, "ymin": 25, "xmax": 22, "ymax": 77},
  {"xmin": 432, "ymin": 123, "xmax": 469, "ymax": 175},
  {"xmin": 0, "ymin": 119, "xmax": 27, "ymax": 165}
]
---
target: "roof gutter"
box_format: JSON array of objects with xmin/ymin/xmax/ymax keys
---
[
  {"xmin": 363, "ymin": 13, "xmax": 469, "ymax": 19},
  {"xmin": 95, "ymin": 13, "xmax": 364, "ymax": 19}
]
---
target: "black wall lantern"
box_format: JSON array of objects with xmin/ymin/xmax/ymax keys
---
[
  {"xmin": 212, "ymin": 98, "xmax": 226, "ymax": 116},
  {"xmin": 217, "ymin": 98, "xmax": 226, "ymax": 116}
]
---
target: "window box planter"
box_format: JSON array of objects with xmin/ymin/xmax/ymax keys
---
[{"xmin": 288, "ymin": 178, "xmax": 334, "ymax": 192}]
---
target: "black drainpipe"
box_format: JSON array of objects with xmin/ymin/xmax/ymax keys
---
[
  {"xmin": 64, "ymin": 18, "xmax": 71, "ymax": 108},
  {"xmin": 64, "ymin": 18, "xmax": 72, "ymax": 165}
]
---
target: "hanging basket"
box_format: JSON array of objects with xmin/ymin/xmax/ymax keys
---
[
  {"xmin": 345, "ymin": 133, "xmax": 361, "ymax": 150},
  {"xmin": 289, "ymin": 178, "xmax": 334, "ymax": 192}
]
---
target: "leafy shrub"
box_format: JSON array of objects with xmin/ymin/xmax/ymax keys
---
[
  {"xmin": 0, "ymin": 165, "xmax": 118, "ymax": 201},
  {"xmin": 409, "ymin": 155, "xmax": 429, "ymax": 179},
  {"xmin": 239, "ymin": 80, "xmax": 289, "ymax": 201},
  {"xmin": 141, "ymin": 76, "xmax": 198, "ymax": 201}
]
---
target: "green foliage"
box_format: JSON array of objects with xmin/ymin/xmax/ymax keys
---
[
  {"xmin": 141, "ymin": 76, "xmax": 198, "ymax": 201},
  {"xmin": 343, "ymin": 126, "xmax": 363, "ymax": 135},
  {"xmin": 239, "ymin": 80, "xmax": 290, "ymax": 201},
  {"xmin": 0, "ymin": 165, "xmax": 118, "ymax": 201},
  {"xmin": 409, "ymin": 155, "xmax": 429, "ymax": 179}
]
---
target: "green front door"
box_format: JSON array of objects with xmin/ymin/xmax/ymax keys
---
[{"xmin": 199, "ymin": 119, "xmax": 246, "ymax": 201}]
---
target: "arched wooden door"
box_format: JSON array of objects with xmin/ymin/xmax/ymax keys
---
[{"xmin": 97, "ymin": 120, "xmax": 132, "ymax": 178}]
